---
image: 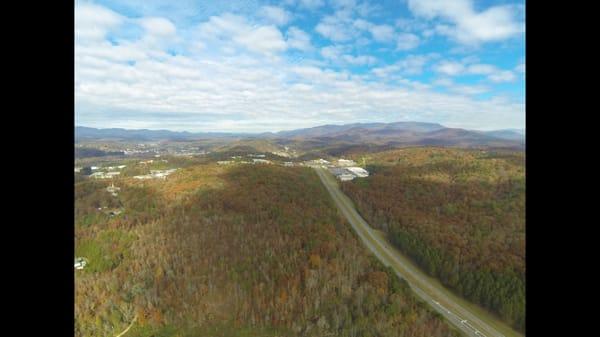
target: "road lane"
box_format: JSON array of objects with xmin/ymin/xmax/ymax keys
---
[{"xmin": 314, "ymin": 167, "xmax": 523, "ymax": 337}]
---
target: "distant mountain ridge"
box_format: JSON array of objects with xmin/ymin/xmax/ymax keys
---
[
  {"xmin": 76, "ymin": 122, "xmax": 524, "ymax": 148},
  {"xmin": 75, "ymin": 126, "xmax": 247, "ymax": 141}
]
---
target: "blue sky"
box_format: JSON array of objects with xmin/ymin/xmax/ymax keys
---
[{"xmin": 75, "ymin": 0, "xmax": 525, "ymax": 132}]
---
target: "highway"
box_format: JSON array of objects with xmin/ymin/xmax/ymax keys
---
[{"xmin": 314, "ymin": 167, "xmax": 524, "ymax": 337}]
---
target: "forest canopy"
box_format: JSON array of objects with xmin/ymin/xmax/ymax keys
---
[
  {"xmin": 342, "ymin": 147, "xmax": 525, "ymax": 331},
  {"xmin": 75, "ymin": 162, "xmax": 459, "ymax": 337}
]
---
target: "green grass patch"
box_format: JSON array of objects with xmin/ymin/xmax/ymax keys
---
[{"xmin": 75, "ymin": 229, "xmax": 136, "ymax": 273}]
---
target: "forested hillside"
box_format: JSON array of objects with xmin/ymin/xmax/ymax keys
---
[
  {"xmin": 75, "ymin": 163, "xmax": 458, "ymax": 337},
  {"xmin": 342, "ymin": 148, "xmax": 525, "ymax": 331}
]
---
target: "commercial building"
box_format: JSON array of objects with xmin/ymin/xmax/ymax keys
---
[
  {"xmin": 328, "ymin": 166, "xmax": 369, "ymax": 181},
  {"xmin": 346, "ymin": 167, "xmax": 369, "ymax": 178}
]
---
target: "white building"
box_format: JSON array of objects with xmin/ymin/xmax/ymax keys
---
[
  {"xmin": 346, "ymin": 167, "xmax": 369, "ymax": 178},
  {"xmin": 74, "ymin": 257, "xmax": 88, "ymax": 270},
  {"xmin": 253, "ymin": 159, "xmax": 271, "ymax": 164},
  {"xmin": 338, "ymin": 174, "xmax": 356, "ymax": 181},
  {"xmin": 90, "ymin": 172, "xmax": 106, "ymax": 179},
  {"xmin": 134, "ymin": 168, "xmax": 177, "ymax": 180},
  {"xmin": 107, "ymin": 184, "xmax": 120, "ymax": 196}
]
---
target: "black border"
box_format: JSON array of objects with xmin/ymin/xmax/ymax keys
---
[{"xmin": 10, "ymin": 0, "xmax": 562, "ymax": 336}]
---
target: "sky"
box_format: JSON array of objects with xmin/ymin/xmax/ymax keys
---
[{"xmin": 75, "ymin": 0, "xmax": 525, "ymax": 132}]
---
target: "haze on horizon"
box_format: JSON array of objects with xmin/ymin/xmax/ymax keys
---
[{"xmin": 75, "ymin": 0, "xmax": 525, "ymax": 133}]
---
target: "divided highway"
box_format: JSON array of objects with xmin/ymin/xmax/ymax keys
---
[{"xmin": 314, "ymin": 167, "xmax": 524, "ymax": 337}]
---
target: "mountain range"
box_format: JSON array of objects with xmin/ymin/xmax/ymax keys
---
[{"xmin": 76, "ymin": 122, "xmax": 524, "ymax": 148}]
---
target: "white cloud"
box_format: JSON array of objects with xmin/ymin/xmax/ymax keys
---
[
  {"xmin": 331, "ymin": 0, "xmax": 357, "ymax": 9},
  {"xmin": 515, "ymin": 62, "xmax": 525, "ymax": 73},
  {"xmin": 137, "ymin": 17, "xmax": 176, "ymax": 37},
  {"xmin": 395, "ymin": 18, "xmax": 430, "ymax": 33},
  {"xmin": 286, "ymin": 27, "xmax": 313, "ymax": 51},
  {"xmin": 321, "ymin": 45, "xmax": 344, "ymax": 60},
  {"xmin": 465, "ymin": 63, "xmax": 496, "ymax": 75},
  {"xmin": 197, "ymin": 13, "xmax": 287, "ymax": 55},
  {"xmin": 342, "ymin": 54, "xmax": 377, "ymax": 66},
  {"xmin": 197, "ymin": 13, "xmax": 248, "ymax": 38},
  {"xmin": 434, "ymin": 60, "xmax": 465, "ymax": 76},
  {"xmin": 433, "ymin": 60, "xmax": 517, "ymax": 83},
  {"xmin": 316, "ymin": 12, "xmax": 355, "ymax": 42},
  {"xmin": 321, "ymin": 45, "xmax": 377, "ymax": 66},
  {"xmin": 352, "ymin": 19, "xmax": 397, "ymax": 43},
  {"xmin": 75, "ymin": 2, "xmax": 124, "ymax": 42},
  {"xmin": 396, "ymin": 33, "xmax": 420, "ymax": 50},
  {"xmin": 372, "ymin": 54, "xmax": 438, "ymax": 77},
  {"xmin": 369, "ymin": 24, "xmax": 395, "ymax": 42},
  {"xmin": 297, "ymin": 0, "xmax": 325, "ymax": 10},
  {"xmin": 234, "ymin": 26, "xmax": 287, "ymax": 54},
  {"xmin": 76, "ymin": 3, "xmax": 524, "ymax": 132},
  {"xmin": 435, "ymin": 78, "xmax": 489, "ymax": 96},
  {"xmin": 260, "ymin": 6, "xmax": 292, "ymax": 26},
  {"xmin": 407, "ymin": 0, "xmax": 524, "ymax": 45},
  {"xmin": 77, "ymin": 44, "xmax": 524, "ymax": 131},
  {"xmin": 432, "ymin": 77, "xmax": 454, "ymax": 87},
  {"xmin": 352, "ymin": 18, "xmax": 371, "ymax": 30},
  {"xmin": 452, "ymin": 86, "xmax": 489, "ymax": 96},
  {"xmin": 488, "ymin": 70, "xmax": 516, "ymax": 83}
]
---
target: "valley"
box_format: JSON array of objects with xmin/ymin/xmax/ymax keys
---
[{"xmin": 74, "ymin": 123, "xmax": 525, "ymax": 337}]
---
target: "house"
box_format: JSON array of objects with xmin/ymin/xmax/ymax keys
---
[
  {"xmin": 74, "ymin": 257, "xmax": 88, "ymax": 270},
  {"xmin": 283, "ymin": 162, "xmax": 293, "ymax": 167},
  {"xmin": 107, "ymin": 183, "xmax": 120, "ymax": 196},
  {"xmin": 217, "ymin": 161, "xmax": 232, "ymax": 165},
  {"xmin": 253, "ymin": 159, "xmax": 271, "ymax": 164}
]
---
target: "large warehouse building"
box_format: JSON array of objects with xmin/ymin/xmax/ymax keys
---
[{"xmin": 328, "ymin": 166, "xmax": 369, "ymax": 181}]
